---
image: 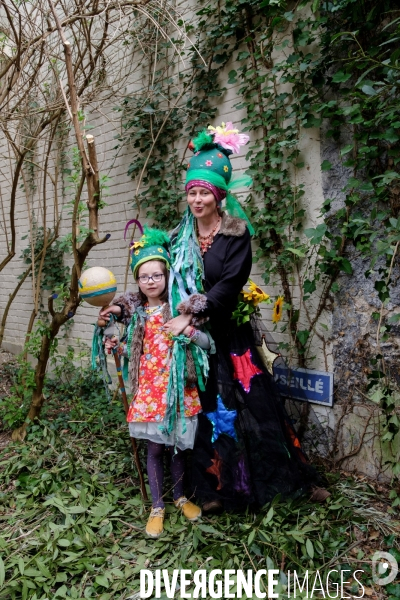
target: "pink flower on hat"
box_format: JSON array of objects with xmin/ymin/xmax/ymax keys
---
[
  {"xmin": 205, "ymin": 160, "xmax": 213, "ymax": 166},
  {"xmin": 208, "ymin": 122, "xmax": 249, "ymax": 154}
]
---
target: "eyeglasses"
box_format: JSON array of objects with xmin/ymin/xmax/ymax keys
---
[{"xmin": 137, "ymin": 273, "xmax": 164, "ymax": 284}]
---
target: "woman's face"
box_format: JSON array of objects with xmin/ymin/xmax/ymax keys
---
[{"xmin": 187, "ymin": 186, "xmax": 218, "ymax": 219}]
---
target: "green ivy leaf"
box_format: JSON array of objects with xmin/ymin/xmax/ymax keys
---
[
  {"xmin": 388, "ymin": 314, "xmax": 400, "ymax": 324},
  {"xmin": 303, "ymin": 114, "xmax": 322, "ymax": 128},
  {"xmin": 304, "ymin": 224, "xmax": 327, "ymax": 244},
  {"xmin": 340, "ymin": 258, "xmax": 353, "ymax": 274},
  {"xmin": 321, "ymin": 160, "xmax": 332, "ymax": 171},
  {"xmin": 287, "ymin": 247, "xmax": 306, "ymax": 258},
  {"xmin": 227, "ymin": 70, "xmax": 237, "ymax": 84},
  {"xmin": 296, "ymin": 330, "xmax": 310, "ymax": 346},
  {"xmin": 303, "ymin": 279, "xmax": 316, "ymax": 294},
  {"xmin": 332, "ymin": 71, "xmax": 351, "ymax": 83},
  {"xmin": 340, "ymin": 144, "xmax": 353, "ymax": 156},
  {"xmin": 311, "ymin": 0, "xmax": 320, "ymax": 12}
]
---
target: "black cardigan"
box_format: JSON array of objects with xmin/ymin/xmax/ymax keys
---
[{"xmin": 203, "ymin": 225, "xmax": 252, "ymax": 324}]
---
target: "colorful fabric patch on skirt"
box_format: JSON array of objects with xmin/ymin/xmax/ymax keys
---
[
  {"xmin": 204, "ymin": 394, "xmax": 238, "ymax": 442},
  {"xmin": 231, "ymin": 348, "xmax": 263, "ymax": 393}
]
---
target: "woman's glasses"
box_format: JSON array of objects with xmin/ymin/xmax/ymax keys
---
[{"xmin": 137, "ymin": 273, "xmax": 164, "ymax": 284}]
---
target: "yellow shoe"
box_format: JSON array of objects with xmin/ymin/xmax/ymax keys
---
[
  {"xmin": 145, "ymin": 507, "xmax": 165, "ymax": 538},
  {"xmin": 174, "ymin": 497, "xmax": 202, "ymax": 521}
]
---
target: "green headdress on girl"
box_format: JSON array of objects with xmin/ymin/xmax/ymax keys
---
[{"xmin": 129, "ymin": 226, "xmax": 171, "ymax": 279}]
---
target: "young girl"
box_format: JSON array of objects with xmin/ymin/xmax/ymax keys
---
[{"xmin": 101, "ymin": 228, "xmax": 210, "ymax": 538}]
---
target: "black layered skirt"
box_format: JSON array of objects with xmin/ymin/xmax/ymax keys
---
[{"xmin": 190, "ymin": 321, "xmax": 320, "ymax": 511}]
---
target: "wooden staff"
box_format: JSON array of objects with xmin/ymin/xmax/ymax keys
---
[
  {"xmin": 101, "ymin": 317, "xmax": 148, "ymax": 502},
  {"xmin": 112, "ymin": 347, "xmax": 148, "ymax": 501},
  {"xmin": 111, "ymin": 347, "xmax": 148, "ymax": 502}
]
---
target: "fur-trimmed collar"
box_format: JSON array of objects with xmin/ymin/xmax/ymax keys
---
[{"xmin": 219, "ymin": 212, "xmax": 247, "ymax": 237}]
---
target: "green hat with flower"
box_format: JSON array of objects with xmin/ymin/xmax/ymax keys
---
[
  {"xmin": 129, "ymin": 226, "xmax": 171, "ymax": 279},
  {"xmin": 186, "ymin": 131, "xmax": 232, "ymax": 185}
]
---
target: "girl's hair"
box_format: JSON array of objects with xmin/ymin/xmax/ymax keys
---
[{"xmin": 136, "ymin": 260, "xmax": 169, "ymax": 305}]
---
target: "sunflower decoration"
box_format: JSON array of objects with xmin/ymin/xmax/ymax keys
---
[
  {"xmin": 272, "ymin": 296, "xmax": 284, "ymax": 324},
  {"xmin": 131, "ymin": 238, "xmax": 146, "ymax": 251},
  {"xmin": 232, "ymin": 279, "xmax": 271, "ymax": 326},
  {"xmin": 242, "ymin": 280, "xmax": 270, "ymax": 306}
]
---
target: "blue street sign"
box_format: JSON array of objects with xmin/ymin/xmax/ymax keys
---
[{"xmin": 273, "ymin": 366, "xmax": 333, "ymax": 406}]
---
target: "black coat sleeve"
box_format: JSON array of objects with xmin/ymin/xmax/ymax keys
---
[{"xmin": 205, "ymin": 229, "xmax": 252, "ymax": 317}]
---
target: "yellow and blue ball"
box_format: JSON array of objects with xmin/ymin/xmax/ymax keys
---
[{"xmin": 78, "ymin": 267, "xmax": 117, "ymax": 307}]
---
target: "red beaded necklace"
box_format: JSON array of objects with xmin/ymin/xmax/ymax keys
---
[{"xmin": 197, "ymin": 217, "xmax": 221, "ymax": 255}]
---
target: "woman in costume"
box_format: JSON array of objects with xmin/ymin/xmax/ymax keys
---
[
  {"xmin": 100, "ymin": 228, "xmax": 210, "ymax": 536},
  {"xmin": 162, "ymin": 122, "xmax": 327, "ymax": 512}
]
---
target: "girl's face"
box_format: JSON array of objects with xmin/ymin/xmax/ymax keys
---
[
  {"xmin": 187, "ymin": 186, "xmax": 218, "ymax": 219},
  {"xmin": 136, "ymin": 260, "xmax": 166, "ymax": 302}
]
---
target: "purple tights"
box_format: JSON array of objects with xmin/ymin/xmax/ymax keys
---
[{"xmin": 147, "ymin": 441, "xmax": 185, "ymax": 509}]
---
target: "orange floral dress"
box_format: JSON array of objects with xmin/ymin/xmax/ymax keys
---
[{"xmin": 127, "ymin": 311, "xmax": 201, "ymax": 424}]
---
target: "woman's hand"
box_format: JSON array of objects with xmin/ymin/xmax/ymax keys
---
[
  {"xmin": 183, "ymin": 325, "xmax": 193, "ymax": 337},
  {"xmin": 163, "ymin": 314, "xmax": 192, "ymax": 336},
  {"xmin": 98, "ymin": 304, "xmax": 121, "ymax": 326}
]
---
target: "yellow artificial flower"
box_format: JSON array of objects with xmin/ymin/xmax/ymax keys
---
[
  {"xmin": 131, "ymin": 238, "xmax": 145, "ymax": 250},
  {"xmin": 241, "ymin": 290, "xmax": 254, "ymax": 303},
  {"xmin": 272, "ymin": 296, "xmax": 284, "ymax": 324},
  {"xmin": 240, "ymin": 280, "xmax": 269, "ymax": 306},
  {"xmin": 208, "ymin": 122, "xmax": 239, "ymax": 136},
  {"xmin": 248, "ymin": 279, "xmax": 269, "ymax": 305}
]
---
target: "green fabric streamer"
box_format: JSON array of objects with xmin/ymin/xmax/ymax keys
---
[
  {"xmin": 191, "ymin": 344, "xmax": 209, "ymax": 392},
  {"xmin": 168, "ymin": 209, "xmax": 205, "ymax": 316},
  {"xmin": 162, "ymin": 207, "xmax": 213, "ymax": 436},
  {"xmin": 126, "ymin": 313, "xmax": 137, "ymax": 360},
  {"xmin": 91, "ymin": 323, "xmax": 111, "ymax": 401},
  {"xmin": 159, "ymin": 334, "xmax": 188, "ymax": 438},
  {"xmin": 161, "ymin": 211, "xmax": 216, "ymax": 440},
  {"xmin": 159, "ymin": 335, "xmax": 210, "ymax": 438},
  {"xmin": 226, "ymin": 193, "xmax": 255, "ymax": 235},
  {"xmin": 123, "ymin": 317, "xmax": 134, "ymax": 381}
]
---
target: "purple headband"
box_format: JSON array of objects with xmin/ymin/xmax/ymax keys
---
[{"xmin": 185, "ymin": 180, "xmax": 226, "ymax": 204}]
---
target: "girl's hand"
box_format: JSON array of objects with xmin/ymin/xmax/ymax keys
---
[
  {"xmin": 98, "ymin": 304, "xmax": 121, "ymax": 325},
  {"xmin": 104, "ymin": 336, "xmax": 118, "ymax": 354},
  {"xmin": 163, "ymin": 314, "xmax": 192, "ymax": 336}
]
